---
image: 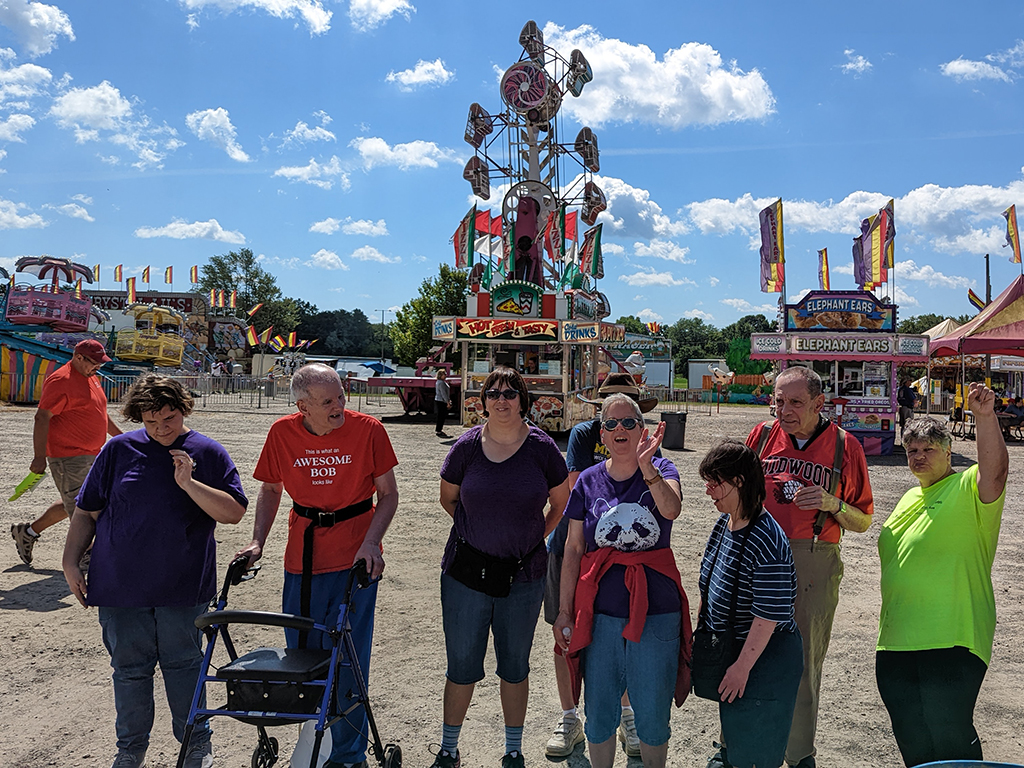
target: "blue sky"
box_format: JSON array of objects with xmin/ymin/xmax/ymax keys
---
[{"xmin": 1, "ymin": 0, "xmax": 1023, "ymax": 329}]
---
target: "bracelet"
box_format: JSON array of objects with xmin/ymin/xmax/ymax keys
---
[{"xmin": 643, "ymin": 470, "xmax": 663, "ymax": 486}]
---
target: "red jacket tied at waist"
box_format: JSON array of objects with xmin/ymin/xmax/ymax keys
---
[{"xmin": 557, "ymin": 547, "xmax": 692, "ymax": 707}]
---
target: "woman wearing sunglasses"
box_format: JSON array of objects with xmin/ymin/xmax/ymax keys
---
[
  {"xmin": 432, "ymin": 366, "xmax": 571, "ymax": 768},
  {"xmin": 553, "ymin": 394, "xmax": 688, "ymax": 768}
]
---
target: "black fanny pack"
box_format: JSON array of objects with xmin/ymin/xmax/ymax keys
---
[
  {"xmin": 691, "ymin": 627, "xmax": 740, "ymax": 700},
  {"xmin": 447, "ymin": 537, "xmax": 542, "ymax": 598}
]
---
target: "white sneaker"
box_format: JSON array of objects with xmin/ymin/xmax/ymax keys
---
[
  {"xmin": 545, "ymin": 714, "xmax": 585, "ymax": 757},
  {"xmin": 618, "ymin": 710, "xmax": 641, "ymax": 757}
]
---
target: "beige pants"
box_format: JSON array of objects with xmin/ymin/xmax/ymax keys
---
[
  {"xmin": 786, "ymin": 539, "xmax": 843, "ymax": 766},
  {"xmin": 48, "ymin": 454, "xmax": 97, "ymax": 515}
]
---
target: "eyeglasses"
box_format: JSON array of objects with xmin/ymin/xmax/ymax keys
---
[
  {"xmin": 704, "ymin": 479, "xmax": 728, "ymax": 490},
  {"xmin": 601, "ymin": 417, "xmax": 639, "ymax": 431},
  {"xmin": 485, "ymin": 388, "xmax": 520, "ymax": 400}
]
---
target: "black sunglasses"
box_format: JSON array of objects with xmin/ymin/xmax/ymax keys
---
[
  {"xmin": 602, "ymin": 417, "xmax": 639, "ymax": 431},
  {"xmin": 485, "ymin": 388, "xmax": 520, "ymax": 400}
]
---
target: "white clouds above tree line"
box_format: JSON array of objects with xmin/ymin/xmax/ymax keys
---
[
  {"xmin": 348, "ymin": 0, "xmax": 414, "ymax": 32},
  {"xmin": 134, "ymin": 218, "xmax": 245, "ymax": 243},
  {"xmin": 941, "ymin": 40, "xmax": 1024, "ymax": 83},
  {"xmin": 179, "ymin": 0, "xmax": 332, "ymax": 35},
  {"xmin": 349, "ymin": 136, "xmax": 460, "ymax": 170}
]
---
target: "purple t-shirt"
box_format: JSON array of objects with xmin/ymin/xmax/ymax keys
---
[
  {"xmin": 77, "ymin": 428, "xmax": 248, "ymax": 608},
  {"xmin": 440, "ymin": 425, "xmax": 569, "ymax": 582},
  {"xmin": 564, "ymin": 456, "xmax": 681, "ymax": 617}
]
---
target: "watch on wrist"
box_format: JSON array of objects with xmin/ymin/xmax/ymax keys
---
[{"xmin": 643, "ymin": 469, "xmax": 663, "ymax": 486}]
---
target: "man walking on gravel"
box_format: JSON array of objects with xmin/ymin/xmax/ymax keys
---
[
  {"xmin": 12, "ymin": 339, "xmax": 121, "ymax": 566},
  {"xmin": 237, "ymin": 363, "xmax": 400, "ymax": 768}
]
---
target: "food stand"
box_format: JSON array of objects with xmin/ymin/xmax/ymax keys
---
[{"xmin": 751, "ymin": 290, "xmax": 929, "ymax": 455}]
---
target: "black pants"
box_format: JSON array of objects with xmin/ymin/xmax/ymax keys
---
[
  {"xmin": 435, "ymin": 401, "xmax": 448, "ymax": 433},
  {"xmin": 876, "ymin": 647, "xmax": 987, "ymax": 767}
]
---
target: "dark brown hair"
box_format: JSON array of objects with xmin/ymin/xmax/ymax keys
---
[
  {"xmin": 698, "ymin": 439, "xmax": 766, "ymax": 520},
  {"xmin": 121, "ymin": 373, "xmax": 195, "ymax": 422},
  {"xmin": 481, "ymin": 366, "xmax": 530, "ymax": 418}
]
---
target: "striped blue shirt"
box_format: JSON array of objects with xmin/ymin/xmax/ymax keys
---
[{"xmin": 698, "ymin": 510, "xmax": 798, "ymax": 640}]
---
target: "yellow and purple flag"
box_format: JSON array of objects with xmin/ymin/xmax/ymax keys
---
[
  {"xmin": 218, "ymin": 290, "xmax": 226, "ymax": 308},
  {"xmin": 229, "ymin": 290, "xmax": 237, "ymax": 309},
  {"xmin": 164, "ymin": 266, "xmax": 173, "ymax": 284},
  {"xmin": 968, "ymin": 288, "xmax": 986, "ymax": 312},
  {"xmin": 246, "ymin": 326, "xmax": 259, "ymax": 347},
  {"xmin": 113, "ymin": 264, "xmax": 123, "ymax": 282},
  {"xmin": 142, "ymin": 266, "xmax": 151, "ymax": 284},
  {"xmin": 287, "ymin": 331, "xmax": 298, "ymax": 347},
  {"xmin": 259, "ymin": 326, "xmax": 274, "ymax": 344},
  {"xmin": 758, "ymin": 199, "xmax": 784, "ymax": 293},
  {"xmin": 126, "ymin": 277, "xmax": 137, "ymax": 304},
  {"xmin": 247, "ymin": 302, "xmax": 264, "ymax": 317},
  {"xmin": 1003, "ymin": 205, "xmax": 1021, "ymax": 264},
  {"xmin": 270, "ymin": 334, "xmax": 286, "ymax": 352},
  {"xmin": 92, "ymin": 264, "xmax": 100, "ymax": 282},
  {"xmin": 190, "ymin": 264, "xmax": 199, "ymax": 283},
  {"xmin": 74, "ymin": 279, "xmax": 83, "ymax": 299},
  {"xmin": 209, "ymin": 289, "xmax": 216, "ymax": 307},
  {"xmin": 817, "ymin": 248, "xmax": 830, "ymax": 291}
]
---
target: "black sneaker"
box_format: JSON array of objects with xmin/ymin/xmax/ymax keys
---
[
  {"xmin": 790, "ymin": 758, "xmax": 816, "ymax": 768},
  {"xmin": 707, "ymin": 743, "xmax": 731, "ymax": 768},
  {"xmin": 501, "ymin": 751, "xmax": 525, "ymax": 768},
  {"xmin": 427, "ymin": 749, "xmax": 461, "ymax": 768},
  {"xmin": 11, "ymin": 523, "xmax": 37, "ymax": 566}
]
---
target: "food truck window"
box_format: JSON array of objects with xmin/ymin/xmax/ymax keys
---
[
  {"xmin": 810, "ymin": 360, "xmax": 834, "ymax": 394},
  {"xmin": 838, "ymin": 362, "xmax": 863, "ymax": 397}
]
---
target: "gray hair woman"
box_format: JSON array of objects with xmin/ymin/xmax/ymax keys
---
[{"xmin": 876, "ymin": 382, "xmax": 1008, "ymax": 766}]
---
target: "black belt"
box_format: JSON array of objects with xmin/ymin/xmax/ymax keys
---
[{"xmin": 293, "ymin": 498, "xmax": 374, "ymax": 647}]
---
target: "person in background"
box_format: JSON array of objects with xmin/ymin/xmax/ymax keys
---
[
  {"xmin": 63, "ymin": 374, "xmax": 248, "ymax": 768},
  {"xmin": 436, "ymin": 369, "xmax": 452, "ymax": 438},
  {"xmin": 1002, "ymin": 396, "xmax": 1024, "ymax": 427},
  {"xmin": 897, "ymin": 379, "xmax": 918, "ymax": 440},
  {"xmin": 431, "ymin": 366, "xmax": 570, "ymax": 768},
  {"xmin": 12, "ymin": 339, "xmax": 122, "ymax": 567},
  {"xmin": 746, "ymin": 366, "xmax": 874, "ymax": 768},
  {"xmin": 876, "ymin": 384, "xmax": 1008, "ymax": 767}
]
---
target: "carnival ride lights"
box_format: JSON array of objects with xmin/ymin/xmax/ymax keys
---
[{"xmin": 4, "ymin": 255, "xmax": 94, "ymax": 332}]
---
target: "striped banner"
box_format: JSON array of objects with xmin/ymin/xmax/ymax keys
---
[
  {"xmin": 190, "ymin": 264, "xmax": 199, "ymax": 283},
  {"xmin": 968, "ymin": 288, "xmax": 985, "ymax": 312},
  {"xmin": 113, "ymin": 264, "xmax": 123, "ymax": 282},
  {"xmin": 0, "ymin": 346, "xmax": 60, "ymax": 403},
  {"xmin": 142, "ymin": 266, "xmax": 150, "ymax": 283},
  {"xmin": 164, "ymin": 266, "xmax": 173, "ymax": 284},
  {"xmin": 817, "ymin": 248, "xmax": 830, "ymax": 291},
  {"xmin": 1003, "ymin": 205, "xmax": 1021, "ymax": 264}
]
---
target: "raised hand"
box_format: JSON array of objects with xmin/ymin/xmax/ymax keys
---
[{"xmin": 637, "ymin": 421, "xmax": 664, "ymax": 467}]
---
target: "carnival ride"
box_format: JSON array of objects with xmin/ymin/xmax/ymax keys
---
[
  {"xmin": 5, "ymin": 255, "xmax": 94, "ymax": 332},
  {"xmin": 115, "ymin": 302, "xmax": 186, "ymax": 367}
]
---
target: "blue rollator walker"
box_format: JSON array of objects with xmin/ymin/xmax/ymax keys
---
[{"xmin": 177, "ymin": 556, "xmax": 402, "ymax": 768}]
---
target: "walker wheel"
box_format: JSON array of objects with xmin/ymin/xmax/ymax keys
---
[
  {"xmin": 383, "ymin": 743, "xmax": 402, "ymax": 768},
  {"xmin": 251, "ymin": 736, "xmax": 279, "ymax": 768}
]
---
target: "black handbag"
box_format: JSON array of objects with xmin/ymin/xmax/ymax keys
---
[
  {"xmin": 447, "ymin": 537, "xmax": 540, "ymax": 598},
  {"xmin": 691, "ymin": 515, "xmax": 756, "ymax": 701}
]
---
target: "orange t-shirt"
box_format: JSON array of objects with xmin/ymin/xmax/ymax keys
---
[
  {"xmin": 38, "ymin": 363, "xmax": 109, "ymax": 457},
  {"xmin": 254, "ymin": 411, "xmax": 398, "ymax": 575}
]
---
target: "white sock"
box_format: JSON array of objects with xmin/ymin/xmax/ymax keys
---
[
  {"xmin": 562, "ymin": 708, "xmax": 577, "ymax": 720},
  {"xmin": 621, "ymin": 705, "xmax": 634, "ymax": 716},
  {"xmin": 26, "ymin": 525, "xmax": 40, "ymax": 538}
]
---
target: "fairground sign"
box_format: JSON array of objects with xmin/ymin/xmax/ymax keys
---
[{"xmin": 455, "ymin": 317, "xmax": 558, "ymax": 341}]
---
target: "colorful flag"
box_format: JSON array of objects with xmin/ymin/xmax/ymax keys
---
[
  {"xmin": 454, "ymin": 205, "xmax": 476, "ymax": 269},
  {"xmin": 270, "ymin": 334, "xmax": 286, "ymax": 352},
  {"xmin": 646, "ymin": 321, "xmax": 662, "ymax": 334},
  {"xmin": 247, "ymin": 302, "xmax": 264, "ymax": 317},
  {"xmin": 246, "ymin": 326, "xmax": 259, "ymax": 346},
  {"xmin": 218, "ymin": 290, "xmax": 225, "ymax": 308},
  {"xmin": 564, "ymin": 210, "xmax": 578, "ymax": 243},
  {"xmin": 758, "ymin": 199, "xmax": 785, "ymax": 265},
  {"xmin": 1003, "ymin": 205, "xmax": 1021, "ymax": 264},
  {"xmin": 817, "ymin": 248, "xmax": 830, "ymax": 291},
  {"xmin": 113, "ymin": 264, "xmax": 123, "ymax": 282},
  {"xmin": 209, "ymin": 289, "xmax": 216, "ymax": 307},
  {"xmin": 288, "ymin": 331, "xmax": 298, "ymax": 347},
  {"xmin": 164, "ymin": 266, "xmax": 173, "ymax": 284},
  {"xmin": 229, "ymin": 290, "xmax": 237, "ymax": 309},
  {"xmin": 258, "ymin": 326, "xmax": 274, "ymax": 344},
  {"xmin": 307, "ymin": 338, "xmax": 318, "ymax": 349},
  {"xmin": 189, "ymin": 264, "xmax": 199, "ymax": 283},
  {"xmin": 74, "ymin": 279, "xmax": 82, "ymax": 299},
  {"xmin": 474, "ymin": 209, "xmax": 493, "ymax": 235},
  {"xmin": 760, "ymin": 258, "xmax": 784, "ymax": 293},
  {"xmin": 968, "ymin": 288, "xmax": 986, "ymax": 312},
  {"xmin": 544, "ymin": 206, "xmax": 567, "ymax": 262},
  {"xmin": 579, "ymin": 224, "xmax": 604, "ymax": 279},
  {"xmin": 142, "ymin": 266, "xmax": 150, "ymax": 283},
  {"xmin": 92, "ymin": 264, "xmax": 100, "ymax": 282},
  {"xmin": 126, "ymin": 277, "xmax": 137, "ymax": 304},
  {"xmin": 861, "ymin": 199, "xmax": 895, "ymax": 287}
]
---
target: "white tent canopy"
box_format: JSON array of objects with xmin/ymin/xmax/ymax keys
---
[{"xmin": 923, "ymin": 318, "xmax": 961, "ymax": 339}]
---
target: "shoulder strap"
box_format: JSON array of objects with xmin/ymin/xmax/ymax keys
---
[
  {"xmin": 813, "ymin": 426, "xmax": 846, "ymax": 541},
  {"xmin": 755, "ymin": 421, "xmax": 773, "ymax": 457}
]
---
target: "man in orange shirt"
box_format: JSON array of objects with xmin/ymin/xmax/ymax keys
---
[
  {"xmin": 12, "ymin": 339, "xmax": 122, "ymax": 566},
  {"xmin": 237, "ymin": 363, "xmax": 399, "ymax": 768}
]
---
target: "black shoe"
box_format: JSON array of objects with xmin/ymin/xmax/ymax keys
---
[
  {"xmin": 427, "ymin": 749, "xmax": 461, "ymax": 768},
  {"xmin": 790, "ymin": 758, "xmax": 816, "ymax": 768},
  {"xmin": 707, "ymin": 743, "xmax": 731, "ymax": 768},
  {"xmin": 501, "ymin": 752, "xmax": 525, "ymax": 768}
]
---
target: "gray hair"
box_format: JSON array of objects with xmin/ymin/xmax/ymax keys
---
[
  {"xmin": 291, "ymin": 363, "xmax": 341, "ymax": 402},
  {"xmin": 601, "ymin": 392, "xmax": 643, "ymax": 422},
  {"xmin": 776, "ymin": 365, "xmax": 822, "ymax": 399},
  {"xmin": 903, "ymin": 417, "xmax": 952, "ymax": 450}
]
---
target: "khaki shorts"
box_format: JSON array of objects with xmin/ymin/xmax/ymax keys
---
[{"xmin": 48, "ymin": 455, "xmax": 97, "ymax": 515}]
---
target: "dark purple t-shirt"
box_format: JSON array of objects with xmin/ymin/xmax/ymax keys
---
[
  {"xmin": 440, "ymin": 425, "xmax": 569, "ymax": 582},
  {"xmin": 565, "ymin": 456, "xmax": 681, "ymax": 617},
  {"xmin": 77, "ymin": 428, "xmax": 248, "ymax": 608}
]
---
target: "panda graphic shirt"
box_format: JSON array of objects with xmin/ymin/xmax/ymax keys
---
[{"xmin": 565, "ymin": 456, "xmax": 680, "ymax": 617}]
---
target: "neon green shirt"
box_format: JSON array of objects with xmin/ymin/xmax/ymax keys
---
[{"xmin": 877, "ymin": 464, "xmax": 1004, "ymax": 664}]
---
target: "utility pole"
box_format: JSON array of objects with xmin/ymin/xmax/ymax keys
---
[
  {"xmin": 375, "ymin": 309, "xmax": 388, "ymax": 372},
  {"xmin": 985, "ymin": 253, "xmax": 991, "ymax": 385}
]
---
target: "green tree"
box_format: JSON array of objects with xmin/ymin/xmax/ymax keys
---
[
  {"xmin": 665, "ymin": 317, "xmax": 723, "ymax": 371},
  {"xmin": 725, "ymin": 337, "xmax": 769, "ymax": 375},
  {"xmin": 616, "ymin": 315, "xmax": 650, "ymax": 335},
  {"xmin": 720, "ymin": 313, "xmax": 773, "ymax": 344},
  {"xmin": 199, "ymin": 248, "xmax": 298, "ymax": 332},
  {"xmin": 391, "ymin": 263, "xmax": 467, "ymax": 366},
  {"xmin": 897, "ymin": 313, "xmax": 973, "ymax": 335}
]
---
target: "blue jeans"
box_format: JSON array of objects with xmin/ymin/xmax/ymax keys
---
[
  {"xmin": 581, "ymin": 612, "xmax": 680, "ymax": 747},
  {"xmin": 440, "ymin": 572, "xmax": 545, "ymax": 685},
  {"xmin": 98, "ymin": 604, "xmax": 211, "ymax": 756},
  {"xmin": 283, "ymin": 569, "xmax": 378, "ymax": 764}
]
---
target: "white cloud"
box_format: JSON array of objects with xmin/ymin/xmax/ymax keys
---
[
  {"xmin": 0, "ymin": 52, "xmax": 52, "ymax": 104},
  {"xmin": 43, "ymin": 202, "xmax": 93, "ymax": 221},
  {"xmin": 940, "ymin": 58, "xmax": 1011, "ymax": 83},
  {"xmin": 309, "ymin": 217, "xmax": 341, "ymax": 234},
  {"xmin": 543, "ymin": 22, "xmax": 774, "ymax": 129},
  {"xmin": 0, "ymin": 196, "xmax": 45, "ymax": 228},
  {"xmin": 988, "ymin": 40, "xmax": 1024, "ymax": 67},
  {"xmin": 591, "ymin": 175, "xmax": 689, "ymax": 239},
  {"xmin": 602, "ymin": 242, "xmax": 625, "ymax": 256},
  {"xmin": 637, "ymin": 308, "xmax": 663, "ymax": 322},
  {"xmin": 684, "ymin": 308, "xmax": 715, "ymax": 320},
  {"xmin": 386, "ymin": 58, "xmax": 454, "ymax": 91},
  {"xmin": 619, "ymin": 270, "xmax": 696, "ymax": 287},
  {"xmin": 633, "ymin": 239, "xmax": 693, "ymax": 263},
  {"xmin": 307, "ymin": 248, "xmax": 348, "ymax": 270},
  {"xmin": 259, "ymin": 253, "xmax": 301, "ymax": 269},
  {"xmin": 0, "ymin": 0, "xmax": 74, "ymax": 57},
  {"xmin": 273, "ymin": 155, "xmax": 350, "ymax": 189},
  {"xmin": 281, "ymin": 119, "xmax": 335, "ymax": 146},
  {"xmin": 71, "ymin": 193, "xmax": 92, "ymax": 205},
  {"xmin": 186, "ymin": 107, "xmax": 249, "ymax": 161},
  {"xmin": 897, "ymin": 258, "xmax": 972, "ymax": 289},
  {"xmin": 342, "ymin": 217, "xmax": 388, "ymax": 236},
  {"xmin": 348, "ymin": 0, "xmax": 413, "ymax": 32},
  {"xmin": 350, "ymin": 244, "xmax": 399, "ymax": 263},
  {"xmin": 179, "ymin": 0, "xmax": 332, "ymax": 35},
  {"xmin": 893, "ymin": 286, "xmax": 918, "ymax": 307},
  {"xmin": 708, "ymin": 276, "xmax": 720, "ymax": 286},
  {"xmin": 721, "ymin": 297, "xmax": 776, "ymax": 314},
  {"xmin": 0, "ymin": 112, "xmax": 33, "ymax": 141},
  {"xmin": 350, "ymin": 136, "xmax": 459, "ymax": 170},
  {"xmin": 134, "ymin": 218, "xmax": 245, "ymax": 243},
  {"xmin": 840, "ymin": 49, "xmax": 872, "ymax": 75}
]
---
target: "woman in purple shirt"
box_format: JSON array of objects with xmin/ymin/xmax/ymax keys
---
[{"xmin": 431, "ymin": 367, "xmax": 570, "ymax": 768}]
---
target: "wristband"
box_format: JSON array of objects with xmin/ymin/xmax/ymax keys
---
[{"xmin": 643, "ymin": 469, "xmax": 663, "ymax": 486}]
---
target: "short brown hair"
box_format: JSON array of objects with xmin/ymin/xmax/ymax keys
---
[
  {"xmin": 481, "ymin": 366, "xmax": 530, "ymax": 418},
  {"xmin": 121, "ymin": 373, "xmax": 194, "ymax": 422},
  {"xmin": 698, "ymin": 439, "xmax": 766, "ymax": 521}
]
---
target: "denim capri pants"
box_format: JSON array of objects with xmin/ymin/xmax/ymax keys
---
[
  {"xmin": 582, "ymin": 611, "xmax": 681, "ymax": 747},
  {"xmin": 440, "ymin": 572, "xmax": 545, "ymax": 685}
]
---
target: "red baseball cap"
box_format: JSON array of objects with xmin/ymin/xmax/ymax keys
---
[{"xmin": 75, "ymin": 339, "xmax": 112, "ymax": 364}]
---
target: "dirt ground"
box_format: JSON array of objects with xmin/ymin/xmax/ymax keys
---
[{"xmin": 2, "ymin": 397, "xmax": 1022, "ymax": 768}]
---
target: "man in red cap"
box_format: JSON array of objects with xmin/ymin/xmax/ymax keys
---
[{"xmin": 12, "ymin": 339, "xmax": 122, "ymax": 566}]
